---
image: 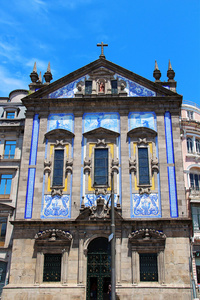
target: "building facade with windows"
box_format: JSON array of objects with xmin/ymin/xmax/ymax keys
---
[
  {"xmin": 0, "ymin": 90, "xmax": 27, "ymax": 297},
  {"xmin": 181, "ymin": 100, "xmax": 200, "ymax": 294},
  {"xmin": 2, "ymin": 56, "xmax": 192, "ymax": 299}
]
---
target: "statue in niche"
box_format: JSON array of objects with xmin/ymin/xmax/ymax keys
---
[{"xmin": 99, "ymin": 81, "xmax": 105, "ymax": 93}]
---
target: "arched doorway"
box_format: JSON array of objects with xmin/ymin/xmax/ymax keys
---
[{"xmin": 86, "ymin": 237, "xmax": 111, "ymax": 300}]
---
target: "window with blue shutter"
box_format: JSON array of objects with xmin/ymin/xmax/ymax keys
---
[
  {"xmin": 4, "ymin": 141, "xmax": 16, "ymax": 159},
  {"xmin": 0, "ymin": 174, "xmax": 12, "ymax": 195}
]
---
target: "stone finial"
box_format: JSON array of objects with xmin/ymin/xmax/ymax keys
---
[
  {"xmin": 167, "ymin": 59, "xmax": 175, "ymax": 81},
  {"xmin": 38, "ymin": 71, "xmax": 42, "ymax": 83},
  {"xmin": 47, "ymin": 61, "xmax": 51, "ymax": 72},
  {"xmin": 153, "ymin": 60, "xmax": 161, "ymax": 81},
  {"xmin": 33, "ymin": 62, "xmax": 37, "ymax": 73},
  {"xmin": 44, "ymin": 62, "xmax": 53, "ymax": 84},
  {"xmin": 30, "ymin": 62, "xmax": 39, "ymax": 83},
  {"xmin": 155, "ymin": 60, "xmax": 159, "ymax": 70}
]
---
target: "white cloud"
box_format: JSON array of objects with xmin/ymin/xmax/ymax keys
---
[{"xmin": 0, "ymin": 66, "xmax": 28, "ymax": 96}]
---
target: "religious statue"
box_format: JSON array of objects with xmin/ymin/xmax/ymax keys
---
[{"xmin": 99, "ymin": 82, "xmax": 105, "ymax": 92}]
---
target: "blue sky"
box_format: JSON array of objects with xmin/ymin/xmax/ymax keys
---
[{"xmin": 0, "ymin": 0, "xmax": 199, "ymax": 104}]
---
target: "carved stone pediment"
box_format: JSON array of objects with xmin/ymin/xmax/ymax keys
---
[
  {"xmin": 129, "ymin": 228, "xmax": 166, "ymax": 251},
  {"xmin": 127, "ymin": 127, "xmax": 157, "ymax": 139},
  {"xmin": 35, "ymin": 229, "xmax": 72, "ymax": 243},
  {"xmin": 90, "ymin": 197, "xmax": 110, "ymax": 220},
  {"xmin": 83, "ymin": 127, "xmax": 119, "ymax": 138},
  {"xmin": 76, "ymin": 197, "xmax": 123, "ymax": 221},
  {"xmin": 88, "ymin": 67, "xmax": 115, "ymax": 78},
  {"xmin": 45, "ymin": 129, "xmax": 75, "ymax": 140}
]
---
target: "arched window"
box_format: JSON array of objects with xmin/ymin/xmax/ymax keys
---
[
  {"xmin": 187, "ymin": 137, "xmax": 193, "ymax": 153},
  {"xmin": 196, "ymin": 139, "xmax": 200, "ymax": 154}
]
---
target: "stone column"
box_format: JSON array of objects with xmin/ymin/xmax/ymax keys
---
[
  {"xmin": 61, "ymin": 248, "xmax": 69, "ymax": 285},
  {"xmin": 35, "ymin": 251, "xmax": 44, "ymax": 284},
  {"xmin": 92, "ymin": 79, "xmax": 96, "ymax": 94},
  {"xmin": 158, "ymin": 250, "xmax": 165, "ymax": 284},
  {"xmin": 78, "ymin": 232, "xmax": 84, "ymax": 284},
  {"xmin": 116, "ymin": 232, "xmax": 121, "ymax": 284},
  {"xmin": 131, "ymin": 249, "xmax": 139, "ymax": 285}
]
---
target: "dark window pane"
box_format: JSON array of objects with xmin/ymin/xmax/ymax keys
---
[
  {"xmin": 85, "ymin": 81, "xmax": 92, "ymax": 94},
  {"xmin": 53, "ymin": 150, "xmax": 64, "ymax": 186},
  {"xmin": 111, "ymin": 80, "xmax": 118, "ymax": 94},
  {"xmin": 94, "ymin": 149, "xmax": 108, "ymax": 186},
  {"xmin": 140, "ymin": 253, "xmax": 158, "ymax": 281},
  {"xmin": 138, "ymin": 148, "xmax": 150, "ymax": 185},
  {"xmin": 43, "ymin": 254, "xmax": 61, "ymax": 282}
]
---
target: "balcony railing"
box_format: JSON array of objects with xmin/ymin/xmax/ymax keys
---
[{"xmin": 182, "ymin": 100, "xmax": 200, "ymax": 111}]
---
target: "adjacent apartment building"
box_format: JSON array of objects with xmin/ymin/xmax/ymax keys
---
[
  {"xmin": 181, "ymin": 100, "xmax": 200, "ymax": 296},
  {"xmin": 0, "ymin": 90, "xmax": 27, "ymax": 296}
]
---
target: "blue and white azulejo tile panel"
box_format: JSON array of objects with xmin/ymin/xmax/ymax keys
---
[
  {"xmin": 132, "ymin": 193, "xmax": 161, "ymax": 218},
  {"xmin": 24, "ymin": 168, "xmax": 36, "ymax": 219},
  {"xmin": 47, "ymin": 113, "xmax": 74, "ymax": 132},
  {"xmin": 167, "ymin": 166, "xmax": 178, "ymax": 218},
  {"xmin": 29, "ymin": 114, "xmax": 40, "ymax": 166},
  {"xmin": 45, "ymin": 67, "xmax": 155, "ymax": 99},
  {"xmin": 47, "ymin": 76, "xmax": 85, "ymax": 98},
  {"xmin": 84, "ymin": 194, "xmax": 118, "ymax": 207},
  {"xmin": 83, "ymin": 112, "xmax": 120, "ymax": 133},
  {"xmin": 41, "ymin": 195, "xmax": 70, "ymax": 219},
  {"xmin": 164, "ymin": 111, "xmax": 174, "ymax": 164},
  {"xmin": 128, "ymin": 112, "xmax": 157, "ymax": 131},
  {"xmin": 115, "ymin": 74, "xmax": 156, "ymax": 97}
]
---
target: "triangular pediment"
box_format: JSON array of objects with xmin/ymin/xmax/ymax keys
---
[
  {"xmin": 83, "ymin": 127, "xmax": 119, "ymax": 138},
  {"xmin": 45, "ymin": 128, "xmax": 75, "ymax": 140},
  {"xmin": 128, "ymin": 127, "xmax": 157, "ymax": 138},
  {"xmin": 23, "ymin": 58, "xmax": 179, "ymax": 103}
]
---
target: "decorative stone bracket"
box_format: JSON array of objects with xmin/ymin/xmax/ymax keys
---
[
  {"xmin": 96, "ymin": 139, "xmax": 106, "ymax": 147},
  {"xmin": 139, "ymin": 187, "xmax": 151, "ymax": 195},
  {"xmin": 84, "ymin": 158, "xmax": 91, "ymax": 174},
  {"xmin": 151, "ymin": 157, "xmax": 159, "ymax": 173},
  {"xmin": 129, "ymin": 157, "xmax": 137, "ymax": 173},
  {"xmin": 44, "ymin": 160, "xmax": 52, "ymax": 174},
  {"xmin": 111, "ymin": 158, "xmax": 119, "ymax": 173},
  {"xmin": 95, "ymin": 188, "xmax": 107, "ymax": 195},
  {"xmin": 55, "ymin": 140, "xmax": 67, "ymax": 147},
  {"xmin": 51, "ymin": 188, "xmax": 63, "ymax": 197},
  {"xmin": 66, "ymin": 159, "xmax": 73, "ymax": 174},
  {"xmin": 138, "ymin": 138, "xmax": 148, "ymax": 145}
]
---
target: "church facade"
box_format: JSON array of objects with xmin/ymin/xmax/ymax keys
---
[{"xmin": 2, "ymin": 53, "xmax": 192, "ymax": 299}]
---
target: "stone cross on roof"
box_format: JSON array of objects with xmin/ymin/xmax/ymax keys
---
[{"xmin": 97, "ymin": 42, "xmax": 108, "ymax": 59}]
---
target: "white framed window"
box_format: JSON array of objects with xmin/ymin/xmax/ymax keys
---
[
  {"xmin": 187, "ymin": 110, "xmax": 194, "ymax": 120},
  {"xmin": 187, "ymin": 137, "xmax": 193, "ymax": 153},
  {"xmin": 196, "ymin": 139, "xmax": 200, "ymax": 154}
]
